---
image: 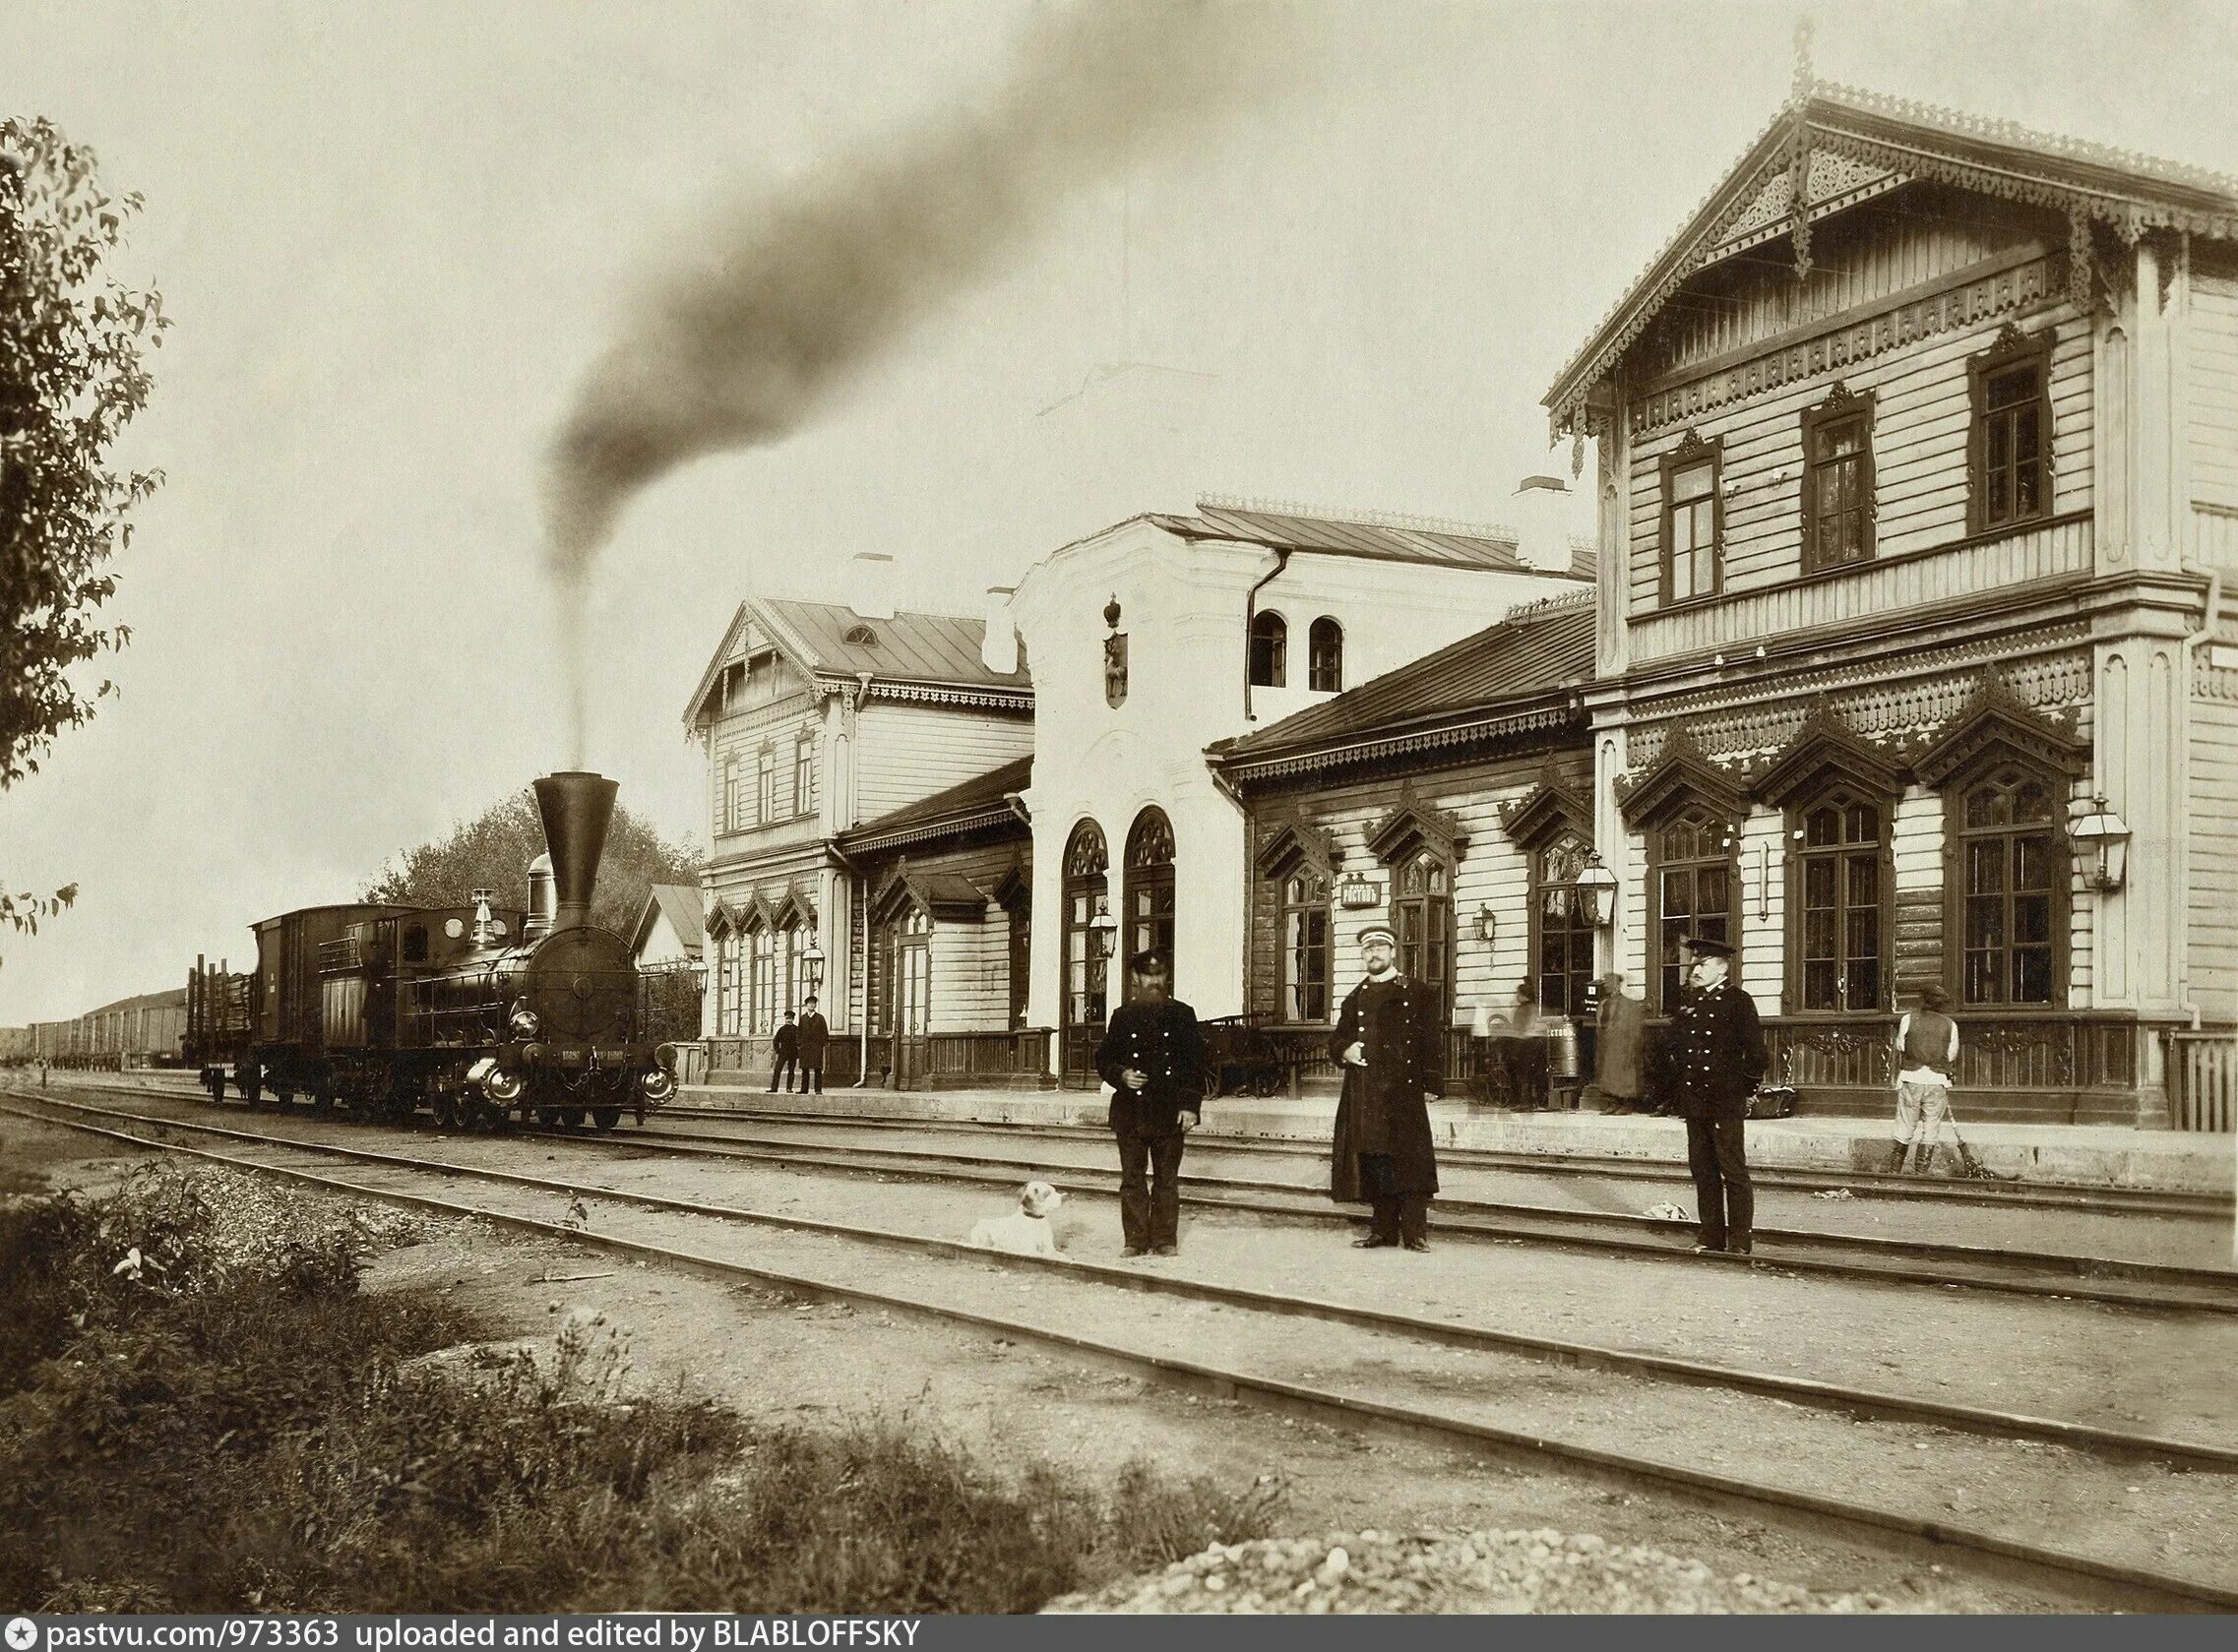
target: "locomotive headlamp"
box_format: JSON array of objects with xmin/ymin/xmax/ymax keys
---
[
  {"xmin": 509, "ymin": 1006, "xmax": 542, "ymax": 1040},
  {"xmin": 483, "ymin": 1065, "xmax": 525, "ymax": 1102},
  {"xmin": 640, "ymin": 1065, "xmax": 676, "ymax": 1103}
]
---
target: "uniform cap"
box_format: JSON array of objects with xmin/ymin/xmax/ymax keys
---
[
  {"xmin": 1680, "ymin": 934, "xmax": 1736, "ymax": 958},
  {"xmin": 1356, "ymin": 924, "xmax": 1398, "ymax": 948}
]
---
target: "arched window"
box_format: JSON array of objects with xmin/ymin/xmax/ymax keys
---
[
  {"xmin": 1061, "ymin": 822, "xmax": 1110, "ymax": 1039},
  {"xmin": 1308, "ymin": 617, "xmax": 1343, "ymax": 693},
  {"xmin": 1124, "ymin": 808, "xmax": 1176, "ymax": 993},
  {"xmin": 1250, "ymin": 611, "xmax": 1287, "ymax": 689},
  {"xmin": 1791, "ymin": 791, "xmax": 1886, "ymax": 1012},
  {"xmin": 1533, "ymin": 832, "xmax": 1594, "ymax": 1017},
  {"xmin": 1649, "ymin": 804, "xmax": 1738, "ymax": 1013},
  {"xmin": 1394, "ymin": 850, "xmax": 1452, "ymax": 1021},
  {"xmin": 1955, "ymin": 765, "xmax": 2062, "ymax": 1005},
  {"xmin": 1282, "ymin": 870, "xmax": 1331, "ymax": 1021}
]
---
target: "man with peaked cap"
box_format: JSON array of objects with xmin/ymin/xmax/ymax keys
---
[
  {"xmin": 1094, "ymin": 951, "xmax": 1207, "ymax": 1257},
  {"xmin": 1664, "ymin": 934, "xmax": 1768, "ymax": 1254},
  {"xmin": 1328, "ymin": 923, "xmax": 1447, "ymax": 1252}
]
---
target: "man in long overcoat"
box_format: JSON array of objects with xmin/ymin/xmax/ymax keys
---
[
  {"xmin": 797, "ymin": 996, "xmax": 830, "ymax": 1094},
  {"xmin": 1662, "ymin": 935, "xmax": 1768, "ymax": 1254},
  {"xmin": 1094, "ymin": 951, "xmax": 1207, "ymax": 1256},
  {"xmin": 1329, "ymin": 924, "xmax": 1446, "ymax": 1252},
  {"xmin": 1593, "ymin": 971, "xmax": 1647, "ymax": 1115}
]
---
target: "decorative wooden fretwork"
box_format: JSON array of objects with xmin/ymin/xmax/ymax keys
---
[
  {"xmin": 1908, "ymin": 672, "xmax": 2088, "ymax": 786},
  {"xmin": 990, "ymin": 857, "xmax": 1031, "ymax": 915},
  {"xmin": 1255, "ymin": 816, "xmax": 1342, "ymax": 881},
  {"xmin": 1498, "ymin": 771, "xmax": 1593, "ymax": 849},
  {"xmin": 1615, "ymin": 725, "xmax": 1749, "ymax": 827},
  {"xmin": 1746, "ymin": 700, "xmax": 1904, "ymax": 808},
  {"xmin": 771, "ymin": 885, "xmax": 817, "ymax": 931},
  {"xmin": 1365, "ymin": 785, "xmax": 1468, "ymax": 868},
  {"xmin": 1062, "ymin": 821, "xmax": 1108, "ymax": 879},
  {"xmin": 1125, "ymin": 808, "xmax": 1175, "ymax": 869}
]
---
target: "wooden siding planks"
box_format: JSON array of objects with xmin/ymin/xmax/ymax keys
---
[
  {"xmin": 2190, "ymin": 672, "xmax": 2238, "ymax": 1013},
  {"xmin": 2192, "ymin": 273, "xmax": 2238, "ymax": 511},
  {"xmin": 853, "ymin": 704, "xmax": 1033, "ymax": 823}
]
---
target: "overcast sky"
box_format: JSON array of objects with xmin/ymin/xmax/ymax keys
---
[{"xmin": 5, "ymin": 0, "xmax": 2236, "ymax": 1024}]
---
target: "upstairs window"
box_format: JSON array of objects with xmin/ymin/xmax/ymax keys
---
[
  {"xmin": 756, "ymin": 745, "xmax": 777, "ymax": 825},
  {"xmin": 793, "ymin": 732, "xmax": 816, "ymax": 817},
  {"xmin": 722, "ymin": 754, "xmax": 742, "ymax": 834},
  {"xmin": 1308, "ymin": 617, "xmax": 1343, "ymax": 692},
  {"xmin": 1969, "ymin": 329, "xmax": 2053, "ymax": 534},
  {"xmin": 1800, "ymin": 387, "xmax": 1876, "ymax": 575},
  {"xmin": 1659, "ymin": 435, "xmax": 1722, "ymax": 604},
  {"xmin": 1250, "ymin": 611, "xmax": 1287, "ymax": 689}
]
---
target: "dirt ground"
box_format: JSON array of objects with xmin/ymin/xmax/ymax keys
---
[{"xmin": 0, "ymin": 1103, "xmax": 2146, "ymax": 1613}]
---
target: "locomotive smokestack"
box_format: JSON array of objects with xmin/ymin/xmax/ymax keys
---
[{"xmin": 533, "ymin": 770, "xmax": 619, "ymax": 933}]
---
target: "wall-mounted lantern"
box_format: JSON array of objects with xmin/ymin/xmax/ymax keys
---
[
  {"xmin": 1474, "ymin": 905, "xmax": 1499, "ymax": 947},
  {"xmin": 1574, "ymin": 851, "xmax": 1620, "ymax": 930},
  {"xmin": 803, "ymin": 937, "xmax": 827, "ymax": 992},
  {"xmin": 2073, "ymin": 794, "xmax": 2132, "ymax": 893},
  {"xmin": 1088, "ymin": 894, "xmax": 1120, "ymax": 956}
]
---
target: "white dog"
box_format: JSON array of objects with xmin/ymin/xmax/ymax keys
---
[{"xmin": 967, "ymin": 1181, "xmax": 1067, "ymax": 1257}]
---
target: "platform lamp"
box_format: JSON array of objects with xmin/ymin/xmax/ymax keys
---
[
  {"xmin": 1574, "ymin": 851, "xmax": 1620, "ymax": 929},
  {"xmin": 1088, "ymin": 894, "xmax": 1121, "ymax": 960},
  {"xmin": 2074, "ymin": 795, "xmax": 2132, "ymax": 893},
  {"xmin": 803, "ymin": 936, "xmax": 827, "ymax": 994}
]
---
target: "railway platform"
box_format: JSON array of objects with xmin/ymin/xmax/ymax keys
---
[{"xmin": 682, "ymin": 1081, "xmax": 2238, "ymax": 1195}]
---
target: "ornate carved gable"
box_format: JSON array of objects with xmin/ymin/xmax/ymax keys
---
[
  {"xmin": 1254, "ymin": 816, "xmax": 1341, "ymax": 880},
  {"xmin": 704, "ymin": 899, "xmax": 740, "ymax": 939},
  {"xmin": 1365, "ymin": 786, "xmax": 1468, "ymax": 868},
  {"xmin": 771, "ymin": 884, "xmax": 817, "ymax": 930},
  {"xmin": 734, "ymin": 889, "xmax": 778, "ymax": 933},
  {"xmin": 1616, "ymin": 726, "xmax": 1747, "ymax": 826},
  {"xmin": 1909, "ymin": 674, "xmax": 2087, "ymax": 786},
  {"xmin": 1498, "ymin": 768, "xmax": 1592, "ymax": 848},
  {"xmin": 990, "ymin": 857, "xmax": 1031, "ymax": 914},
  {"xmin": 1748, "ymin": 701, "xmax": 1905, "ymax": 808},
  {"xmin": 869, "ymin": 860, "xmax": 987, "ymax": 924}
]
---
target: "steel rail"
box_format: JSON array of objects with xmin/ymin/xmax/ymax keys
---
[
  {"xmin": 3, "ymin": 1091, "xmax": 2231, "ymax": 1615},
  {"xmin": 9, "ymin": 1089, "xmax": 2237, "ymax": 1474}
]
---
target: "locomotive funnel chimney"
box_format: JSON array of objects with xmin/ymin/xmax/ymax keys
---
[{"xmin": 533, "ymin": 770, "xmax": 618, "ymax": 933}]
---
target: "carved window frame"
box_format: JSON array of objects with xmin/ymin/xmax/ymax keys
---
[
  {"xmin": 1657, "ymin": 430, "xmax": 1724, "ymax": 606},
  {"xmin": 1943, "ymin": 759, "xmax": 2069, "ymax": 1010},
  {"xmin": 792, "ymin": 729, "xmax": 816, "ymax": 819},
  {"xmin": 1966, "ymin": 326, "xmax": 2055, "ymax": 536},
  {"xmin": 1784, "ymin": 787, "xmax": 1893, "ymax": 1016},
  {"xmin": 1798, "ymin": 384, "xmax": 1878, "ymax": 576},
  {"xmin": 1644, "ymin": 801, "xmax": 1742, "ymax": 1016},
  {"xmin": 1530, "ymin": 830, "xmax": 1596, "ymax": 1019},
  {"xmin": 1060, "ymin": 821, "xmax": 1110, "ymax": 1037},
  {"xmin": 1250, "ymin": 611, "xmax": 1288, "ymax": 689},
  {"xmin": 1122, "ymin": 808, "xmax": 1177, "ymax": 996},
  {"xmin": 755, "ymin": 743, "xmax": 777, "ymax": 826}
]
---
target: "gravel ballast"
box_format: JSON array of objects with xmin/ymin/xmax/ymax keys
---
[{"xmin": 1047, "ymin": 1528, "xmax": 1929, "ymax": 1614}]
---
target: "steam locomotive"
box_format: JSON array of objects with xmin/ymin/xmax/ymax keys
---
[{"xmin": 183, "ymin": 771, "xmax": 677, "ymax": 1130}]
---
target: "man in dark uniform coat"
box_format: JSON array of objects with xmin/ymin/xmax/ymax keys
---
[
  {"xmin": 1094, "ymin": 952, "xmax": 1207, "ymax": 1257},
  {"xmin": 1329, "ymin": 924, "xmax": 1446, "ymax": 1252},
  {"xmin": 1663, "ymin": 934, "xmax": 1768, "ymax": 1254},
  {"xmin": 797, "ymin": 996, "xmax": 830, "ymax": 1094},
  {"xmin": 769, "ymin": 1011, "xmax": 799, "ymax": 1093}
]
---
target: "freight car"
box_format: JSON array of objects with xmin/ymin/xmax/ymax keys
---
[{"xmin": 189, "ymin": 771, "xmax": 677, "ymax": 1130}]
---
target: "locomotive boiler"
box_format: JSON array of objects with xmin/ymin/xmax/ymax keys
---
[{"xmin": 198, "ymin": 771, "xmax": 676, "ymax": 1130}]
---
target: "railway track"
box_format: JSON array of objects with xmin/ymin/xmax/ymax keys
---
[
  {"xmin": 5, "ymin": 1084, "xmax": 2237, "ymax": 1613},
  {"xmin": 548, "ymin": 1115, "xmax": 2238, "ymax": 1314},
  {"xmin": 673, "ymin": 1100, "xmax": 2237, "ymax": 1221}
]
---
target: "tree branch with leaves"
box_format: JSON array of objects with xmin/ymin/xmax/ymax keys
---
[{"xmin": 2, "ymin": 116, "xmax": 166, "ymax": 945}]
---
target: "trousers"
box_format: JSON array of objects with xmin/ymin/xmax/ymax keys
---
[
  {"xmin": 1358, "ymin": 1151, "xmax": 1428, "ymax": 1243},
  {"xmin": 1684, "ymin": 1117, "xmax": 1753, "ymax": 1247},
  {"xmin": 800, "ymin": 1063, "xmax": 824, "ymax": 1094},
  {"xmin": 769, "ymin": 1055, "xmax": 797, "ymax": 1092},
  {"xmin": 1893, "ymin": 1079, "xmax": 1950, "ymax": 1170},
  {"xmin": 1116, "ymin": 1132, "xmax": 1185, "ymax": 1251}
]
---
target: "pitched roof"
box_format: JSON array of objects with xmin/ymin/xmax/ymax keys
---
[
  {"xmin": 1546, "ymin": 83, "xmax": 2238, "ymax": 436},
  {"xmin": 1149, "ymin": 495, "xmax": 1534, "ymax": 573},
  {"xmin": 839, "ymin": 756, "xmax": 1033, "ymax": 855},
  {"xmin": 761, "ymin": 599, "xmax": 1030, "ymax": 690},
  {"xmin": 635, "ymin": 884, "xmax": 706, "ymax": 958},
  {"xmin": 1212, "ymin": 594, "xmax": 1595, "ymax": 774}
]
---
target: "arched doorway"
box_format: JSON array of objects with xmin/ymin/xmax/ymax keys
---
[
  {"xmin": 1123, "ymin": 808, "xmax": 1176, "ymax": 999},
  {"xmin": 1060, "ymin": 821, "xmax": 1109, "ymax": 1079}
]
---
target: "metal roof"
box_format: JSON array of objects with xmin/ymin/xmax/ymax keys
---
[
  {"xmin": 1151, "ymin": 495, "xmax": 1528, "ymax": 572},
  {"xmin": 639, "ymin": 884, "xmax": 706, "ymax": 956},
  {"xmin": 839, "ymin": 756, "xmax": 1032, "ymax": 854},
  {"xmin": 1213, "ymin": 593, "xmax": 1595, "ymax": 766},
  {"xmin": 763, "ymin": 599, "xmax": 1031, "ymax": 690}
]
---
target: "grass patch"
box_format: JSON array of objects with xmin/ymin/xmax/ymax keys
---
[{"xmin": 0, "ymin": 1170, "xmax": 1284, "ymax": 1614}]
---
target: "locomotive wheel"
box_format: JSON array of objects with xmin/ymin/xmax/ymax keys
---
[
  {"xmin": 592, "ymin": 1107, "xmax": 621, "ymax": 1132},
  {"xmin": 563, "ymin": 1107, "xmax": 589, "ymax": 1129},
  {"xmin": 535, "ymin": 1107, "xmax": 560, "ymax": 1128},
  {"xmin": 433, "ymin": 1095, "xmax": 460, "ymax": 1130}
]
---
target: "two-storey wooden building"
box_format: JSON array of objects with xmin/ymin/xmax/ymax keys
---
[
  {"xmin": 1545, "ymin": 86, "xmax": 2238, "ymax": 1126},
  {"xmin": 684, "ymin": 559, "xmax": 1032, "ymax": 1080}
]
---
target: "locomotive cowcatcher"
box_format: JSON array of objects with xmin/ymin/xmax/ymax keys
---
[{"xmin": 190, "ymin": 771, "xmax": 677, "ymax": 1130}]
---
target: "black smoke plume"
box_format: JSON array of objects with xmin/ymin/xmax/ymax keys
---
[{"xmin": 543, "ymin": 1, "xmax": 1280, "ymax": 763}]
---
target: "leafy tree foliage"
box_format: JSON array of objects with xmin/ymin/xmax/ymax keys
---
[
  {"xmin": 362, "ymin": 789, "xmax": 702, "ymax": 939},
  {"xmin": 2, "ymin": 117, "xmax": 166, "ymax": 941}
]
